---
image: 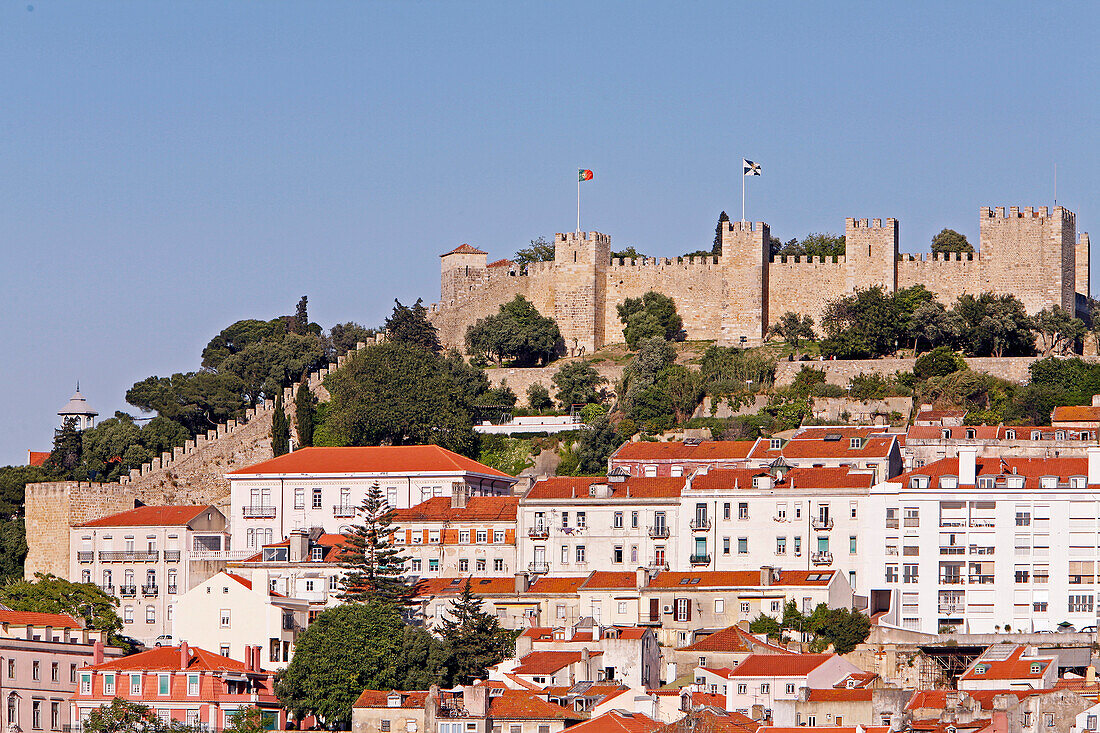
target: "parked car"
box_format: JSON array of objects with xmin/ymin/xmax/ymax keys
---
[{"xmin": 153, "ymin": 634, "xmax": 174, "ymax": 647}]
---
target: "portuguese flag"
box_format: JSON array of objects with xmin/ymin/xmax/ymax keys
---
[{"xmin": 578, "ymin": 169, "xmax": 593, "ymax": 181}]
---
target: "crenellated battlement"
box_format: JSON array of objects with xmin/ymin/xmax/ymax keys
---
[
  {"xmin": 900, "ymin": 252, "xmax": 978, "ymax": 263},
  {"xmin": 555, "ymin": 230, "xmax": 612, "ymax": 245},
  {"xmin": 722, "ymin": 220, "xmax": 767, "ymax": 233},
  {"xmin": 980, "ymin": 205, "xmax": 1075, "ymax": 223},
  {"xmin": 771, "ymin": 255, "xmax": 845, "ymax": 265},
  {"xmin": 608, "ymin": 255, "xmax": 721, "ymax": 269},
  {"xmin": 845, "ymin": 217, "xmax": 898, "ymax": 230}
]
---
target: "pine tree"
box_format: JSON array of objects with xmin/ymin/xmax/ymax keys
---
[
  {"xmin": 46, "ymin": 418, "xmax": 83, "ymax": 473},
  {"xmin": 385, "ymin": 299, "xmax": 442, "ymax": 352},
  {"xmin": 711, "ymin": 211, "xmax": 729, "ymax": 255},
  {"xmin": 439, "ymin": 579, "xmax": 517, "ymax": 684},
  {"xmin": 291, "ymin": 295, "xmax": 309, "ymax": 335},
  {"xmin": 271, "ymin": 395, "xmax": 289, "ymax": 457},
  {"xmin": 339, "ymin": 484, "xmax": 412, "ymax": 605},
  {"xmin": 295, "ymin": 382, "xmax": 315, "ymax": 448}
]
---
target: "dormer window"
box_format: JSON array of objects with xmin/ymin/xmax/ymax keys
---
[
  {"xmin": 1030, "ymin": 663, "xmax": 1042, "ymax": 674},
  {"xmin": 1040, "ymin": 476, "xmax": 1057, "ymax": 489},
  {"xmin": 941, "ymin": 429, "xmax": 950, "ymax": 439},
  {"xmin": 1005, "ymin": 430, "xmax": 1016, "ymax": 440},
  {"xmin": 975, "ymin": 665, "xmax": 988, "ymax": 675},
  {"xmin": 940, "ymin": 476, "xmax": 958, "ymax": 489},
  {"xmin": 977, "ymin": 476, "xmax": 995, "ymax": 489},
  {"xmin": 769, "ymin": 438, "xmax": 782, "ymax": 450},
  {"xmin": 1071, "ymin": 476, "xmax": 1086, "ymax": 489},
  {"xmin": 387, "ymin": 694, "xmax": 402, "ymax": 708},
  {"xmin": 1056, "ymin": 431, "xmax": 1066, "ymax": 440},
  {"xmin": 965, "ymin": 429, "xmax": 975, "ymax": 439},
  {"xmin": 849, "ymin": 437, "xmax": 862, "ymax": 449},
  {"xmin": 1007, "ymin": 476, "xmax": 1025, "ymax": 489},
  {"xmin": 1031, "ymin": 431, "xmax": 1041, "ymax": 440},
  {"xmin": 910, "ymin": 476, "xmax": 930, "ymax": 489}
]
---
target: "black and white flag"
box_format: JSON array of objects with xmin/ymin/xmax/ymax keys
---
[{"xmin": 743, "ymin": 159, "xmax": 762, "ymax": 176}]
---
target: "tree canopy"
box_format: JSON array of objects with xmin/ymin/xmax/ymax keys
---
[
  {"xmin": 384, "ymin": 299, "xmax": 442, "ymax": 352},
  {"xmin": 465, "ymin": 295, "xmax": 562, "ymax": 366},
  {"xmin": 931, "ymin": 228, "xmax": 974, "ymax": 255},
  {"xmin": 551, "ymin": 361, "xmax": 606, "ymax": 409},
  {"xmin": 0, "ymin": 573, "xmax": 126, "ymax": 647},
  {"xmin": 768, "ymin": 311, "xmax": 816, "ymax": 350},
  {"xmin": 616, "ymin": 291, "xmax": 684, "ymax": 348},
  {"xmin": 513, "ymin": 236, "xmax": 555, "ymax": 271},
  {"xmin": 439, "ymin": 579, "xmax": 517, "ymax": 684},
  {"xmin": 339, "ymin": 483, "xmax": 411, "ymax": 605},
  {"xmin": 83, "ymin": 698, "xmax": 192, "ymax": 733},
  {"xmin": 771, "ymin": 232, "xmax": 846, "ymax": 259}
]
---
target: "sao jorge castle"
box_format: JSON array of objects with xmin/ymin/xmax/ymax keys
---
[{"xmin": 429, "ymin": 205, "xmax": 1091, "ymax": 354}]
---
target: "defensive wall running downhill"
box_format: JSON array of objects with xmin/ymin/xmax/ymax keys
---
[
  {"xmin": 430, "ymin": 205, "xmax": 1090, "ymax": 355},
  {"xmin": 23, "ymin": 338, "xmax": 382, "ymax": 579}
]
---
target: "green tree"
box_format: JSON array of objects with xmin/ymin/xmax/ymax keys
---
[
  {"xmin": 271, "ymin": 395, "xmax": 290, "ymax": 457},
  {"xmin": 0, "ymin": 465, "xmax": 54, "ymax": 517},
  {"xmin": 465, "ymin": 296, "xmax": 562, "ymax": 366},
  {"xmin": 0, "ymin": 573, "xmax": 125, "ymax": 646},
  {"xmin": 913, "ymin": 346, "xmax": 966, "ymax": 381},
  {"xmin": 46, "ymin": 417, "xmax": 83, "ymax": 473},
  {"xmin": 931, "ymin": 228, "xmax": 974, "ymax": 255},
  {"xmin": 126, "ymin": 371, "xmax": 247, "ymax": 435},
  {"xmin": 324, "ymin": 342, "xmax": 482, "ymax": 456},
  {"xmin": 439, "ymin": 579, "xmax": 518, "ymax": 684},
  {"xmin": 768, "ymin": 312, "xmax": 816, "ymax": 350},
  {"xmin": 748, "ymin": 612, "xmax": 781, "ymax": 638},
  {"xmin": 560, "ymin": 415, "xmax": 624, "ymax": 475},
  {"xmin": 0, "ymin": 519, "xmax": 28, "ymax": 583},
  {"xmin": 773, "ymin": 233, "xmax": 846, "ymax": 259},
  {"xmin": 329, "ymin": 322, "xmax": 376, "ymax": 356},
  {"xmin": 551, "ymin": 361, "xmax": 606, "ymax": 409},
  {"xmin": 699, "ymin": 345, "xmax": 776, "ymax": 394},
  {"xmin": 909, "ymin": 300, "xmax": 960, "ymax": 352},
  {"xmin": 780, "ymin": 599, "xmax": 805, "ymax": 631},
  {"xmin": 385, "ymin": 299, "xmax": 442, "ymax": 353},
  {"xmin": 276, "ymin": 601, "xmax": 406, "ymax": 728},
  {"xmin": 1032, "ymin": 305, "xmax": 1085, "ymax": 356},
  {"xmin": 712, "ymin": 211, "xmax": 730, "ymax": 255},
  {"xmin": 83, "ymin": 698, "xmax": 189, "ymax": 733},
  {"xmin": 513, "ymin": 236, "xmax": 555, "ymax": 272},
  {"xmin": 619, "ymin": 338, "xmax": 678, "ymax": 426},
  {"xmin": 139, "ymin": 416, "xmax": 190, "ymax": 457},
  {"xmin": 952, "ymin": 293, "xmax": 1034, "ymax": 357},
  {"xmin": 662, "ymin": 365, "xmax": 704, "ymax": 423},
  {"xmin": 526, "ymin": 383, "xmax": 553, "ymax": 413},
  {"xmin": 201, "ymin": 318, "xmax": 286, "ymax": 370},
  {"xmin": 617, "ymin": 291, "xmax": 684, "ymax": 348},
  {"xmin": 339, "ymin": 484, "xmax": 411, "ymax": 605},
  {"xmin": 224, "ymin": 707, "xmax": 267, "ymax": 733},
  {"xmin": 291, "ymin": 295, "xmax": 310, "ymax": 335},
  {"xmin": 295, "ymin": 383, "xmax": 316, "ymax": 447},
  {"xmin": 611, "ymin": 246, "xmax": 645, "ymax": 261},
  {"xmin": 78, "ymin": 413, "xmax": 152, "ymax": 482},
  {"xmin": 813, "ymin": 607, "xmax": 871, "ymax": 654}
]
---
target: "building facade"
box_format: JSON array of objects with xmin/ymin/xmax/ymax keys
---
[{"xmin": 392, "ymin": 496, "xmax": 519, "ymax": 578}]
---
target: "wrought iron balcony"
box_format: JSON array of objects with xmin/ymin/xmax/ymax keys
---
[
  {"xmin": 142, "ymin": 585, "xmax": 159, "ymax": 597},
  {"xmin": 242, "ymin": 505, "xmax": 276, "ymax": 518},
  {"xmin": 77, "ymin": 551, "xmax": 94, "ymax": 563},
  {"xmin": 939, "ymin": 576, "xmax": 964, "ymax": 585},
  {"xmin": 333, "ymin": 504, "xmax": 356, "ymax": 518},
  {"xmin": 98, "ymin": 584, "xmax": 114, "ymax": 594},
  {"xmin": 810, "ymin": 551, "xmax": 833, "ymax": 565},
  {"xmin": 885, "ymin": 518, "xmax": 899, "ymax": 529},
  {"xmin": 940, "ymin": 546, "xmax": 965, "ymax": 555},
  {"xmin": 689, "ymin": 554, "xmax": 711, "ymax": 565},
  {"xmin": 689, "ymin": 518, "xmax": 711, "ymax": 531},
  {"xmin": 528, "ymin": 561, "xmax": 550, "ymax": 574},
  {"xmin": 647, "ymin": 560, "xmax": 669, "ymax": 571},
  {"xmin": 528, "ymin": 526, "xmax": 550, "ymax": 539},
  {"xmin": 163, "ymin": 550, "xmax": 181, "ymax": 562},
  {"xmin": 811, "ymin": 517, "xmax": 833, "ymax": 531},
  {"xmin": 968, "ymin": 574, "xmax": 995, "ymax": 584},
  {"xmin": 167, "ymin": 585, "xmax": 178, "ymax": 595},
  {"xmin": 648, "ymin": 525, "xmax": 670, "ymax": 539},
  {"xmin": 118, "ymin": 585, "xmax": 137, "ymax": 597},
  {"xmin": 99, "ymin": 551, "xmax": 159, "ymax": 562}
]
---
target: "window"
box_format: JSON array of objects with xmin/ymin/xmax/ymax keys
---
[
  {"xmin": 187, "ymin": 674, "xmax": 199, "ymax": 696},
  {"xmin": 850, "ymin": 502, "xmax": 858, "ymax": 519},
  {"xmin": 786, "ymin": 684, "xmax": 795, "ymax": 695},
  {"xmin": 493, "ymin": 530, "xmax": 505, "ymax": 544},
  {"xmin": 715, "ymin": 599, "xmax": 724, "ymax": 614},
  {"xmin": 630, "ymin": 546, "xmax": 638, "ymax": 563},
  {"xmin": 760, "ymin": 683, "xmax": 770, "ymax": 694},
  {"xmin": 1069, "ymin": 594, "xmax": 1094, "ymax": 613},
  {"xmin": 613, "ymin": 546, "xmax": 623, "ymax": 563},
  {"xmin": 903, "ymin": 564, "xmax": 919, "ymax": 583},
  {"xmin": 294, "ymin": 488, "xmax": 304, "ymax": 509},
  {"xmin": 794, "ymin": 536, "xmax": 802, "ymax": 556},
  {"xmin": 411, "ymin": 559, "xmax": 421, "ymax": 572},
  {"xmin": 220, "ymin": 645, "xmax": 230, "ymax": 657},
  {"xmin": 675, "ymin": 598, "xmax": 691, "ymax": 622},
  {"xmin": 631, "ymin": 511, "xmax": 639, "ymax": 528},
  {"xmin": 475, "ymin": 559, "xmax": 485, "ymax": 572},
  {"xmin": 476, "ymin": 530, "xmax": 488, "ymax": 544},
  {"xmin": 738, "ymin": 502, "xmax": 748, "ymax": 520},
  {"xmin": 723, "ymin": 537, "xmax": 730, "ymax": 555},
  {"xmin": 493, "ymin": 558, "xmax": 504, "ymax": 572},
  {"xmin": 561, "ymin": 545, "xmax": 569, "ymax": 564},
  {"xmin": 736, "ymin": 684, "xmax": 747, "ymax": 695},
  {"xmin": 146, "ymin": 606, "xmax": 155, "ymax": 624},
  {"xmin": 185, "ymin": 711, "xmax": 199, "ymax": 727},
  {"xmin": 130, "ymin": 673, "xmax": 142, "ymax": 695},
  {"xmin": 614, "ymin": 512, "xmax": 623, "ymax": 528},
  {"xmin": 618, "ymin": 601, "xmax": 628, "ymax": 614},
  {"xmin": 124, "ymin": 606, "xmax": 134, "ymax": 623},
  {"xmin": 770, "ymin": 438, "xmax": 782, "ymax": 449},
  {"xmin": 1044, "ymin": 714, "xmax": 1054, "ymax": 728},
  {"xmin": 771, "ymin": 600, "xmax": 781, "ymax": 613},
  {"xmin": 32, "ymin": 701, "xmax": 40, "ymax": 730},
  {"xmin": 776, "ymin": 503, "xmax": 787, "ymax": 520},
  {"xmin": 220, "ymin": 609, "xmax": 231, "ymax": 628},
  {"xmin": 723, "ymin": 503, "xmax": 731, "ymax": 520},
  {"xmin": 459, "ymin": 530, "xmax": 470, "ymax": 544},
  {"xmin": 738, "ymin": 537, "xmax": 748, "ymax": 554},
  {"xmin": 885, "ymin": 565, "xmax": 898, "ymax": 583},
  {"xmin": 32, "ymin": 661, "xmax": 39, "ymax": 680},
  {"xmin": 850, "ymin": 536, "xmax": 857, "ymax": 554},
  {"xmin": 577, "ymin": 512, "xmax": 586, "ymax": 529},
  {"xmin": 458, "ymin": 559, "xmax": 469, "ymax": 572},
  {"xmin": 576, "ymin": 546, "xmax": 586, "ymax": 564},
  {"xmin": 50, "ymin": 702, "xmax": 59, "ymax": 732},
  {"xmin": 312, "ymin": 488, "xmax": 323, "ymax": 509},
  {"xmin": 776, "ymin": 537, "xmax": 787, "ymax": 554},
  {"xmin": 80, "ymin": 673, "xmax": 91, "ymax": 695},
  {"xmin": 561, "ymin": 512, "xmax": 569, "ymax": 528},
  {"xmin": 5, "ymin": 660, "xmax": 12, "ymax": 679},
  {"xmin": 428, "ymin": 559, "xmax": 439, "ymax": 572},
  {"xmin": 381, "ymin": 723, "xmax": 391, "ymax": 732},
  {"xmin": 70, "ymin": 665, "xmax": 76, "ymax": 684},
  {"xmin": 740, "ymin": 601, "xmax": 750, "ymax": 614},
  {"xmin": 159, "ymin": 674, "xmax": 170, "ymax": 695}
]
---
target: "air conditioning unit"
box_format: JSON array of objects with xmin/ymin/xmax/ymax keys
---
[{"xmin": 662, "ymin": 605, "xmax": 673, "ymax": 614}]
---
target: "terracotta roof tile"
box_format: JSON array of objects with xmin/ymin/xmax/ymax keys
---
[
  {"xmin": 676, "ymin": 625, "xmax": 790, "ymax": 654},
  {"xmin": 78, "ymin": 505, "xmax": 215, "ymax": 528},
  {"xmin": 392, "ymin": 497, "xmax": 518, "ymax": 523},
  {"xmin": 906, "ymin": 689, "xmax": 1032, "ymax": 711},
  {"xmin": 579, "ymin": 572, "xmax": 638, "ymax": 590},
  {"xmin": 726, "ymin": 653, "xmax": 834, "ymax": 677},
  {"xmin": 657, "ymin": 710, "xmax": 758, "ymax": 733},
  {"xmin": 525, "ymin": 476, "xmax": 684, "ymax": 500},
  {"xmin": 893, "ymin": 456, "xmax": 1089, "ymax": 487},
  {"xmin": 413, "ymin": 577, "xmax": 517, "ymax": 597},
  {"xmin": 691, "ymin": 466, "xmax": 873, "ymax": 491},
  {"xmin": 487, "ymin": 259, "xmax": 514, "ymax": 268},
  {"xmin": 353, "ymin": 690, "xmax": 430, "ymax": 708},
  {"xmin": 959, "ymin": 645, "xmax": 1054, "ymax": 681},
  {"xmin": 0, "ymin": 610, "xmax": 84, "ymax": 628},
  {"xmin": 1052, "ymin": 405, "xmax": 1100, "ymax": 422},
  {"xmin": 512, "ymin": 650, "xmax": 602, "ymax": 675},
  {"xmin": 805, "ymin": 688, "xmax": 872, "ymax": 702},
  {"xmin": 486, "ymin": 689, "xmax": 583, "ymax": 720},
  {"xmin": 527, "ymin": 576, "xmax": 587, "ymax": 594},
  {"xmin": 611, "ymin": 441, "xmax": 756, "ymax": 462},
  {"xmin": 228, "ymin": 446, "xmax": 513, "ymax": 479},
  {"xmin": 90, "ymin": 645, "xmax": 260, "ymax": 673},
  {"xmin": 647, "ymin": 570, "xmax": 834, "ymax": 589},
  {"xmin": 443, "ymin": 243, "xmax": 488, "ymax": 256},
  {"xmin": 565, "ymin": 711, "xmax": 660, "ymax": 733},
  {"xmin": 27, "ymin": 451, "xmax": 50, "ymax": 467},
  {"xmin": 748, "ymin": 435, "xmax": 896, "ymax": 460}
]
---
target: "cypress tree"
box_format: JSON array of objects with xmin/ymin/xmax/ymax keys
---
[
  {"xmin": 711, "ymin": 210, "xmax": 729, "ymax": 255},
  {"xmin": 271, "ymin": 395, "xmax": 289, "ymax": 457},
  {"xmin": 339, "ymin": 483, "xmax": 411, "ymax": 605},
  {"xmin": 294, "ymin": 383, "xmax": 315, "ymax": 448}
]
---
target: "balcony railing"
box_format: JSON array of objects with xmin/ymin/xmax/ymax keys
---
[
  {"xmin": 647, "ymin": 560, "xmax": 669, "ymax": 572},
  {"xmin": 903, "ymin": 518, "xmax": 920, "ymax": 528},
  {"xmin": 689, "ymin": 554, "xmax": 711, "ymax": 565},
  {"xmin": 242, "ymin": 506, "xmax": 276, "ymax": 518},
  {"xmin": 163, "ymin": 550, "xmax": 181, "ymax": 562},
  {"xmin": 189, "ymin": 549, "xmax": 253, "ymax": 561},
  {"xmin": 99, "ymin": 551, "xmax": 159, "ymax": 562},
  {"xmin": 885, "ymin": 518, "xmax": 899, "ymax": 529},
  {"xmin": 969, "ymin": 574, "xmax": 995, "ymax": 584},
  {"xmin": 940, "ymin": 546, "xmax": 965, "ymax": 555},
  {"xmin": 969, "ymin": 519, "xmax": 995, "ymax": 527},
  {"xmin": 810, "ymin": 551, "xmax": 833, "ymax": 565},
  {"xmin": 333, "ymin": 505, "xmax": 356, "ymax": 518},
  {"xmin": 528, "ymin": 526, "xmax": 550, "ymax": 539},
  {"xmin": 689, "ymin": 519, "xmax": 711, "ymax": 531},
  {"xmin": 772, "ymin": 515, "xmax": 787, "ymax": 522},
  {"xmin": 939, "ymin": 520, "xmax": 966, "ymax": 527},
  {"xmin": 167, "ymin": 585, "xmax": 178, "ymax": 595},
  {"xmin": 648, "ymin": 525, "xmax": 670, "ymax": 539},
  {"xmin": 938, "ymin": 604, "xmax": 961, "ymax": 614},
  {"xmin": 811, "ymin": 517, "xmax": 833, "ymax": 531},
  {"xmin": 77, "ymin": 551, "xmax": 94, "ymax": 563},
  {"xmin": 939, "ymin": 576, "xmax": 964, "ymax": 585},
  {"xmin": 970, "ymin": 546, "xmax": 995, "ymax": 556},
  {"xmin": 118, "ymin": 585, "xmax": 137, "ymax": 597},
  {"xmin": 98, "ymin": 584, "xmax": 114, "ymax": 594},
  {"xmin": 528, "ymin": 562, "xmax": 550, "ymax": 574},
  {"xmin": 142, "ymin": 585, "xmax": 159, "ymax": 597}
]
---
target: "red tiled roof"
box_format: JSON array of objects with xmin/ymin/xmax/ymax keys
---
[
  {"xmin": 487, "ymin": 689, "xmax": 583, "ymax": 720},
  {"xmin": 392, "ymin": 496, "xmax": 518, "ymax": 523},
  {"xmin": 959, "ymin": 645, "xmax": 1053, "ymax": 681},
  {"xmin": 565, "ymin": 711, "xmax": 660, "ymax": 733},
  {"xmin": 834, "ymin": 671, "xmax": 878, "ymax": 688},
  {"xmin": 692, "ymin": 466, "xmax": 874, "ymax": 491},
  {"xmin": 763, "ymin": 728, "xmax": 889, "ymax": 733},
  {"xmin": 906, "ymin": 689, "xmax": 1032, "ymax": 711},
  {"xmin": 90, "ymin": 645, "xmax": 259, "ymax": 673},
  {"xmin": 806, "ymin": 688, "xmax": 872, "ymax": 702},
  {"xmin": 244, "ymin": 533, "xmax": 349, "ymax": 563},
  {"xmin": 793, "ymin": 426, "xmax": 891, "ymax": 438},
  {"xmin": 77, "ymin": 505, "xmax": 215, "ymax": 528},
  {"xmin": 748, "ymin": 435, "xmax": 896, "ymax": 460},
  {"xmin": 443, "ymin": 243, "xmax": 487, "ymax": 256},
  {"xmin": 513, "ymin": 650, "xmax": 602, "ymax": 675},
  {"xmin": 580, "ymin": 572, "xmax": 638, "ymax": 590},
  {"xmin": 228, "ymin": 446, "xmax": 513, "ymax": 478},
  {"xmin": 0, "ymin": 610, "xmax": 84, "ymax": 628},
  {"xmin": 893, "ymin": 456, "xmax": 1089, "ymax": 487},
  {"xmin": 657, "ymin": 710, "xmax": 757, "ymax": 733},
  {"xmin": 647, "ymin": 570, "xmax": 834, "ymax": 589},
  {"xmin": 690, "ymin": 692, "xmax": 725, "ymax": 708},
  {"xmin": 726, "ymin": 653, "xmax": 834, "ymax": 677},
  {"xmin": 487, "ymin": 259, "xmax": 514, "ymax": 268},
  {"xmin": 915, "ymin": 409, "xmax": 967, "ymax": 421},
  {"xmin": 676, "ymin": 625, "xmax": 790, "ymax": 654},
  {"xmin": 906, "ymin": 425, "xmax": 1001, "ymax": 440},
  {"xmin": 526, "ymin": 476, "xmax": 685, "ymax": 500},
  {"xmin": 611, "ymin": 441, "xmax": 756, "ymax": 462},
  {"xmin": 698, "ymin": 667, "xmax": 733, "ymax": 679},
  {"xmin": 527, "ymin": 576, "xmax": 587, "ymax": 594},
  {"xmin": 1052, "ymin": 405, "xmax": 1100, "ymax": 422},
  {"xmin": 413, "ymin": 577, "xmax": 517, "ymax": 597},
  {"xmin": 353, "ymin": 690, "xmax": 430, "ymax": 708},
  {"xmin": 27, "ymin": 451, "xmax": 50, "ymax": 467}
]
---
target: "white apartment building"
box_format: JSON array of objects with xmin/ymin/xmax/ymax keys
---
[
  {"xmin": 720, "ymin": 653, "xmax": 862, "ymax": 724},
  {"xmin": 678, "ymin": 465, "xmax": 874, "ymax": 593},
  {"xmin": 227, "ymin": 446, "xmax": 516, "ymax": 550},
  {"xmin": 230, "ymin": 529, "xmax": 345, "ymax": 621},
  {"xmin": 391, "ymin": 495, "xmax": 518, "ymax": 578},
  {"xmin": 745, "ymin": 428, "xmax": 902, "ymax": 484},
  {"xmin": 70, "ymin": 505, "xmax": 230, "ymax": 646},
  {"xmin": 517, "ymin": 475, "xmax": 684, "ymax": 577},
  {"xmin": 867, "ymin": 447, "xmax": 1100, "ymax": 634}
]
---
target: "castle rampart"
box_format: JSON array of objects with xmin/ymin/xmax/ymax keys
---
[{"xmin": 429, "ymin": 206, "xmax": 1089, "ymax": 353}]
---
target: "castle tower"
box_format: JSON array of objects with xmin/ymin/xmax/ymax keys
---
[
  {"xmin": 552, "ymin": 231, "xmax": 611, "ymax": 354},
  {"xmin": 845, "ymin": 218, "xmax": 899, "ymax": 293},
  {"xmin": 718, "ymin": 220, "xmax": 770, "ymax": 344},
  {"xmin": 58, "ymin": 385, "xmax": 97, "ymax": 431},
  {"xmin": 439, "ymin": 243, "xmax": 488, "ymax": 303},
  {"xmin": 1077, "ymin": 232, "xmax": 1090, "ymax": 301},
  {"xmin": 979, "ymin": 206, "xmax": 1076, "ymax": 313}
]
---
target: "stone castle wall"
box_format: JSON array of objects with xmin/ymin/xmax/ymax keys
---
[{"xmin": 430, "ymin": 206, "xmax": 1088, "ymax": 353}]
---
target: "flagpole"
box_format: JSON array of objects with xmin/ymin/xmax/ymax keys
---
[
  {"xmin": 577, "ymin": 174, "xmax": 581, "ymax": 233},
  {"xmin": 742, "ymin": 170, "xmax": 746, "ymax": 223}
]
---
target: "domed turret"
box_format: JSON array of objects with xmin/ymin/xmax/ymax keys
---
[{"xmin": 58, "ymin": 384, "xmax": 98, "ymax": 430}]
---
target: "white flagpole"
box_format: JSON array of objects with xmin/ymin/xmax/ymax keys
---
[
  {"xmin": 742, "ymin": 169, "xmax": 746, "ymax": 223},
  {"xmin": 577, "ymin": 174, "xmax": 581, "ymax": 233}
]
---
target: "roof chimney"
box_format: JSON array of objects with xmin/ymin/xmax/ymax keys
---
[
  {"xmin": 462, "ymin": 685, "xmax": 489, "ymax": 718},
  {"xmin": 180, "ymin": 641, "xmax": 190, "ymax": 669},
  {"xmin": 959, "ymin": 447, "xmax": 977, "ymax": 486},
  {"xmin": 289, "ymin": 530, "xmax": 309, "ymax": 563},
  {"xmin": 514, "ymin": 573, "xmax": 529, "ymax": 594},
  {"xmin": 636, "ymin": 566, "xmax": 649, "ymax": 589},
  {"xmin": 93, "ymin": 640, "xmax": 104, "ymax": 666},
  {"xmin": 1089, "ymin": 447, "xmax": 1100, "ymax": 486},
  {"xmin": 451, "ymin": 484, "xmax": 468, "ymax": 509},
  {"xmin": 1088, "ymin": 665, "xmax": 1096, "ymax": 685},
  {"xmin": 760, "ymin": 567, "xmax": 772, "ymax": 587}
]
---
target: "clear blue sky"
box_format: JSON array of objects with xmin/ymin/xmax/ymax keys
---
[{"xmin": 2, "ymin": 1, "xmax": 1098, "ymax": 465}]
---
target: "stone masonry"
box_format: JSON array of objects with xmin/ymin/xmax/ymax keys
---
[{"xmin": 430, "ymin": 206, "xmax": 1090, "ymax": 353}]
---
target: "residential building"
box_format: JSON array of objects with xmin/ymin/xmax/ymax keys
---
[
  {"xmin": 413, "ymin": 577, "xmax": 527, "ymax": 628},
  {"xmin": 70, "ymin": 505, "xmax": 230, "ymax": 646},
  {"xmin": 720, "ymin": 653, "xmax": 862, "ymax": 724},
  {"xmin": 1052, "ymin": 397, "xmax": 1100, "ymax": 430},
  {"xmin": 227, "ymin": 446, "xmax": 516, "ymax": 551},
  {"xmin": 230, "ymin": 529, "xmax": 345, "ymax": 620},
  {"xmin": 903, "ymin": 423, "xmax": 1099, "ymax": 471},
  {"xmin": 495, "ymin": 650, "xmax": 606, "ymax": 688},
  {"xmin": 0, "ymin": 611, "xmax": 124, "ymax": 733},
  {"xmin": 866, "ymin": 448, "xmax": 1100, "ymax": 633},
  {"xmin": 509, "ymin": 624, "xmax": 660, "ymax": 688},
  {"xmin": 172, "ymin": 571, "xmax": 309, "ymax": 669},
  {"xmin": 424, "ymin": 684, "xmax": 584, "ymax": 733},
  {"xmin": 669, "ymin": 624, "xmax": 790, "ymax": 680},
  {"xmin": 517, "ymin": 476, "xmax": 683, "ymax": 578},
  {"xmin": 392, "ymin": 495, "xmax": 519, "ymax": 578},
  {"xmin": 957, "ymin": 645, "xmax": 1058, "ymax": 691},
  {"xmin": 744, "ymin": 429, "xmax": 902, "ymax": 483},
  {"xmin": 71, "ymin": 643, "xmax": 283, "ymax": 730},
  {"xmin": 559, "ymin": 710, "xmax": 659, "ymax": 733},
  {"xmin": 352, "ymin": 690, "xmax": 430, "ymax": 733},
  {"xmin": 608, "ymin": 441, "xmax": 756, "ymax": 478}
]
